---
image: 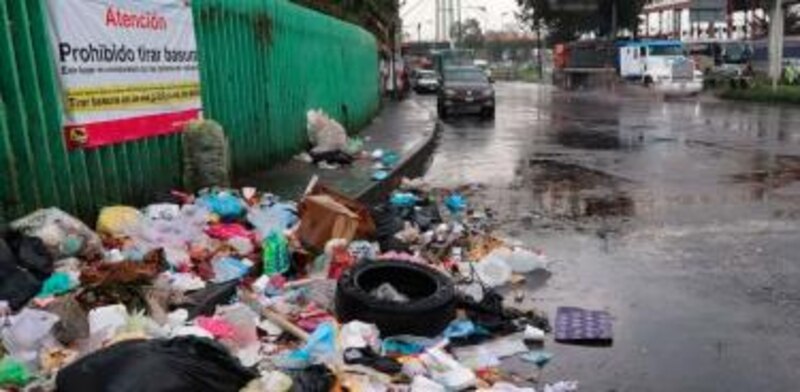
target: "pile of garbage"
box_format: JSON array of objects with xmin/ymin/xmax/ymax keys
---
[{"xmin": 0, "ymin": 178, "xmax": 584, "ymax": 391}]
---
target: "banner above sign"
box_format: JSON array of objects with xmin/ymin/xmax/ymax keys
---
[{"xmin": 46, "ymin": 0, "xmax": 201, "ymax": 149}]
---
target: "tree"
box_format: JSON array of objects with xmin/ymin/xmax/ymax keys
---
[
  {"xmin": 517, "ymin": 0, "xmax": 647, "ymax": 43},
  {"xmin": 450, "ymin": 18, "xmax": 485, "ymax": 49}
]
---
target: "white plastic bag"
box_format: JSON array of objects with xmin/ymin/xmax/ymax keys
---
[
  {"xmin": 1, "ymin": 308, "xmax": 60, "ymax": 368},
  {"xmin": 11, "ymin": 208, "xmax": 102, "ymax": 259},
  {"xmin": 420, "ymin": 348, "xmax": 476, "ymax": 391},
  {"xmin": 544, "ymin": 381, "xmax": 579, "ymax": 392},
  {"xmin": 340, "ymin": 321, "xmax": 381, "ymax": 352},
  {"xmin": 475, "ymin": 254, "xmax": 512, "ymax": 288},
  {"xmin": 306, "ymin": 109, "xmax": 348, "ymax": 153},
  {"xmin": 491, "ymin": 383, "xmax": 537, "ymax": 392},
  {"xmin": 411, "ymin": 376, "xmax": 445, "ymax": 392},
  {"xmin": 88, "ymin": 304, "xmax": 128, "ymax": 345},
  {"xmin": 506, "ymin": 248, "xmax": 548, "ymax": 273}
]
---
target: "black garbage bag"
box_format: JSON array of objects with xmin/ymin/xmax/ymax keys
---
[
  {"xmin": 0, "ymin": 238, "xmax": 43, "ymax": 310},
  {"xmin": 289, "ymin": 365, "xmax": 335, "ymax": 392},
  {"xmin": 174, "ymin": 280, "xmax": 239, "ymax": 320},
  {"xmin": 7, "ymin": 233, "xmax": 54, "ymax": 280},
  {"xmin": 370, "ymin": 204, "xmax": 409, "ymax": 252},
  {"xmin": 56, "ymin": 337, "xmax": 257, "ymax": 392},
  {"xmin": 409, "ymin": 203, "xmax": 442, "ymax": 232},
  {"xmin": 309, "ymin": 150, "xmax": 355, "ymax": 166},
  {"xmin": 459, "ymin": 290, "xmax": 551, "ymax": 335}
]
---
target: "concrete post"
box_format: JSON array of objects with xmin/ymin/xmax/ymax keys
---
[
  {"xmin": 769, "ymin": 0, "xmax": 784, "ymax": 91},
  {"xmin": 435, "ymin": 0, "xmax": 439, "ymax": 41},
  {"xmin": 457, "ymin": 0, "xmax": 462, "ymax": 46}
]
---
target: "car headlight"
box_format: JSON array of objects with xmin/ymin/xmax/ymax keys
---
[
  {"xmin": 445, "ymin": 89, "xmax": 456, "ymax": 97},
  {"xmin": 482, "ymin": 88, "xmax": 494, "ymax": 97}
]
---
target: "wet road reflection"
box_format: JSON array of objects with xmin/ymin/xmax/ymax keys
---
[{"xmin": 416, "ymin": 83, "xmax": 800, "ymax": 391}]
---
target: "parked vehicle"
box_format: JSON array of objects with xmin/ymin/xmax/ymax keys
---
[
  {"xmin": 437, "ymin": 66, "xmax": 495, "ymax": 119},
  {"xmin": 619, "ymin": 40, "xmax": 702, "ymax": 95},
  {"xmin": 414, "ymin": 70, "xmax": 440, "ymax": 93},
  {"xmin": 687, "ymin": 40, "xmax": 754, "ymax": 88},
  {"xmin": 432, "ymin": 49, "xmax": 475, "ymax": 76}
]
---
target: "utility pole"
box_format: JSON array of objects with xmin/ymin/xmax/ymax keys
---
[
  {"xmin": 611, "ymin": 0, "xmax": 618, "ymax": 38},
  {"xmin": 457, "ymin": 0, "xmax": 463, "ymax": 47},
  {"xmin": 536, "ymin": 15, "xmax": 543, "ymax": 79},
  {"xmin": 768, "ymin": 0, "xmax": 785, "ymax": 91},
  {"xmin": 418, "ymin": 22, "xmax": 422, "ymax": 42},
  {"xmin": 448, "ymin": 0, "xmax": 454, "ymax": 47},
  {"xmin": 435, "ymin": 0, "xmax": 440, "ymax": 41}
]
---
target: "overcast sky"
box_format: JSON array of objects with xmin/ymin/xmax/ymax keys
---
[{"xmin": 401, "ymin": 0, "xmax": 521, "ymax": 41}]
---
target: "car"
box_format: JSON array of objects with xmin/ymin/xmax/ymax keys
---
[
  {"xmin": 437, "ymin": 66, "xmax": 495, "ymax": 119},
  {"xmin": 414, "ymin": 70, "xmax": 440, "ymax": 93}
]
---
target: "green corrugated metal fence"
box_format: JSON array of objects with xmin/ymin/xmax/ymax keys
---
[
  {"xmin": 193, "ymin": 0, "xmax": 379, "ymax": 174},
  {"xmin": 0, "ymin": 0, "xmax": 379, "ymax": 222}
]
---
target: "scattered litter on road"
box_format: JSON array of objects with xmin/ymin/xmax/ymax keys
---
[{"xmin": 521, "ymin": 350, "xmax": 555, "ymax": 368}]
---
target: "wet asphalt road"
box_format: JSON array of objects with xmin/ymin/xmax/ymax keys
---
[{"xmin": 415, "ymin": 83, "xmax": 800, "ymax": 391}]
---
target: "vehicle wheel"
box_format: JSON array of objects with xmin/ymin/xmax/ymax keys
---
[
  {"xmin": 643, "ymin": 76, "xmax": 654, "ymax": 88},
  {"xmin": 482, "ymin": 107, "xmax": 495, "ymax": 119},
  {"xmin": 437, "ymin": 105, "xmax": 448, "ymax": 119},
  {"xmin": 335, "ymin": 260, "xmax": 457, "ymax": 337}
]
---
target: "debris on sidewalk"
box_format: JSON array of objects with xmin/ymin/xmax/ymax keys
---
[
  {"xmin": 0, "ymin": 177, "xmax": 577, "ymax": 391},
  {"xmin": 305, "ymin": 109, "xmax": 362, "ymax": 169}
]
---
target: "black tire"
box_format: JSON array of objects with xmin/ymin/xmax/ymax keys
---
[
  {"xmin": 335, "ymin": 260, "xmax": 456, "ymax": 337},
  {"xmin": 482, "ymin": 107, "xmax": 495, "ymax": 119},
  {"xmin": 643, "ymin": 76, "xmax": 654, "ymax": 88},
  {"xmin": 437, "ymin": 104, "xmax": 448, "ymax": 119}
]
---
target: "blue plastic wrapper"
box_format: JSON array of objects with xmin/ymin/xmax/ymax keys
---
[
  {"xmin": 381, "ymin": 150, "xmax": 400, "ymax": 167},
  {"xmin": 443, "ymin": 319, "xmax": 490, "ymax": 339},
  {"xmin": 520, "ymin": 350, "xmax": 554, "ymax": 368},
  {"xmin": 277, "ymin": 322, "xmax": 337, "ymax": 369},
  {"xmin": 212, "ymin": 257, "xmax": 250, "ymax": 283},
  {"xmin": 444, "ymin": 193, "xmax": 468, "ymax": 214},
  {"xmin": 390, "ymin": 192, "xmax": 419, "ymax": 208},
  {"xmin": 199, "ymin": 193, "xmax": 245, "ymax": 221},
  {"xmin": 382, "ymin": 337, "xmax": 430, "ymax": 355},
  {"xmin": 37, "ymin": 272, "xmax": 76, "ymax": 298},
  {"xmin": 372, "ymin": 170, "xmax": 389, "ymax": 181},
  {"xmin": 248, "ymin": 201, "xmax": 298, "ymax": 239}
]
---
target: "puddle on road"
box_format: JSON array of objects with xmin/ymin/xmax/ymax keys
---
[
  {"xmin": 552, "ymin": 126, "xmax": 644, "ymax": 151},
  {"xmin": 729, "ymin": 155, "xmax": 800, "ymax": 192},
  {"xmin": 524, "ymin": 159, "xmax": 635, "ymax": 219}
]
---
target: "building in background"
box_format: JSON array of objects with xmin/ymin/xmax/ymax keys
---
[{"xmin": 639, "ymin": 0, "xmax": 767, "ymax": 40}]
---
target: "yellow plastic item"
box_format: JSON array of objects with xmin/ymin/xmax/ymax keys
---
[{"xmin": 96, "ymin": 206, "xmax": 142, "ymax": 237}]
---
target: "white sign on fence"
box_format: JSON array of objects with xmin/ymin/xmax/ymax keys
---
[{"xmin": 46, "ymin": 0, "xmax": 201, "ymax": 148}]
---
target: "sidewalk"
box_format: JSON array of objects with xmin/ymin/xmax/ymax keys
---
[{"xmin": 235, "ymin": 98, "xmax": 440, "ymax": 203}]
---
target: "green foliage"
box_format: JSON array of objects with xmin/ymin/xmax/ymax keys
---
[
  {"xmin": 719, "ymin": 84, "xmax": 800, "ymax": 105},
  {"xmin": 451, "ymin": 18, "xmax": 485, "ymax": 49},
  {"xmin": 291, "ymin": 0, "xmax": 399, "ymax": 42},
  {"xmin": 517, "ymin": 0, "xmax": 647, "ymax": 42}
]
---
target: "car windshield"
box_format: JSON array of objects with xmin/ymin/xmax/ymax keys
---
[
  {"xmin": 445, "ymin": 69, "xmax": 487, "ymax": 83},
  {"xmin": 649, "ymin": 45, "xmax": 684, "ymax": 56},
  {"xmin": 419, "ymin": 71, "xmax": 437, "ymax": 80},
  {"xmin": 723, "ymin": 43, "xmax": 750, "ymax": 63}
]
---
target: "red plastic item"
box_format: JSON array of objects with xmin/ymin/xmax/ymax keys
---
[
  {"xmin": 327, "ymin": 245, "xmax": 355, "ymax": 280},
  {"xmin": 205, "ymin": 223, "xmax": 254, "ymax": 241}
]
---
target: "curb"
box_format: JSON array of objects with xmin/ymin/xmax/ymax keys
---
[{"xmin": 354, "ymin": 104, "xmax": 442, "ymax": 205}]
